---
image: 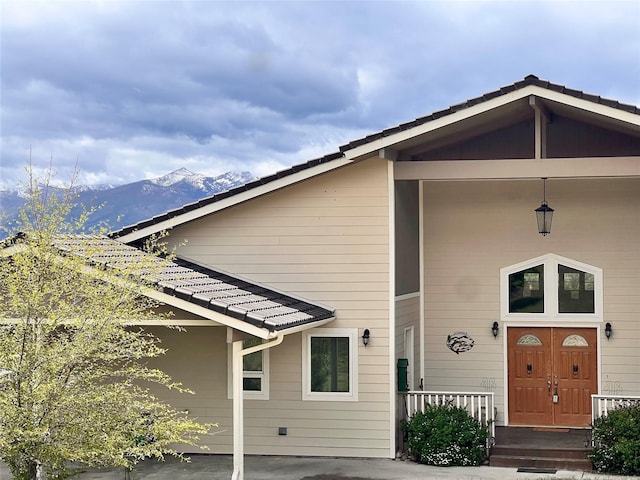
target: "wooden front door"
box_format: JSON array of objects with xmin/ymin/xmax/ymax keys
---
[{"xmin": 508, "ymin": 327, "xmax": 597, "ymax": 427}]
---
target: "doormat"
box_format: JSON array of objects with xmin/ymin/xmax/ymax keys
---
[
  {"xmin": 533, "ymin": 427, "xmax": 570, "ymax": 432},
  {"xmin": 517, "ymin": 467, "xmax": 558, "ymax": 474}
]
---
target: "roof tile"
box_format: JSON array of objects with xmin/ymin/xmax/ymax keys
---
[{"xmin": 52, "ymin": 235, "xmax": 335, "ymax": 332}]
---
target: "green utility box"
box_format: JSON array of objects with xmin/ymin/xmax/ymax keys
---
[{"xmin": 397, "ymin": 358, "xmax": 409, "ymax": 392}]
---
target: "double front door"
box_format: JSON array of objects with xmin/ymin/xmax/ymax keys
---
[{"xmin": 508, "ymin": 327, "xmax": 597, "ymax": 427}]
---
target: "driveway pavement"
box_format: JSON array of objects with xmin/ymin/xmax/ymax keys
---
[{"xmin": 2, "ymin": 455, "xmax": 636, "ymax": 480}]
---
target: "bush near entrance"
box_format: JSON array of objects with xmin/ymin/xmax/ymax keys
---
[
  {"xmin": 591, "ymin": 404, "xmax": 640, "ymax": 475},
  {"xmin": 402, "ymin": 403, "xmax": 488, "ymax": 467}
]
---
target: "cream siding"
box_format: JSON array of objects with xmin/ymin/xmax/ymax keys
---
[
  {"xmin": 422, "ymin": 177, "xmax": 640, "ymax": 426},
  {"xmin": 158, "ymin": 157, "xmax": 392, "ymax": 457}
]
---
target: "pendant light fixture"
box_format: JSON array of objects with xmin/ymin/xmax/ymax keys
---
[{"xmin": 535, "ymin": 177, "xmax": 554, "ymax": 236}]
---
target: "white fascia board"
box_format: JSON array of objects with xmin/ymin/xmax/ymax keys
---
[
  {"xmin": 532, "ymin": 88, "xmax": 640, "ymax": 127},
  {"xmin": 0, "ymin": 317, "xmax": 221, "ymax": 328},
  {"xmin": 143, "ymin": 288, "xmax": 278, "ymax": 339},
  {"xmin": 272, "ymin": 316, "xmax": 336, "ymax": 337},
  {"xmin": 116, "ymin": 157, "xmax": 353, "ymax": 243},
  {"xmin": 343, "ymin": 85, "xmax": 640, "ymax": 161}
]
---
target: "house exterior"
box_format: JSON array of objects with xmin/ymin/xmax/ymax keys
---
[{"xmin": 109, "ymin": 75, "xmax": 640, "ymax": 465}]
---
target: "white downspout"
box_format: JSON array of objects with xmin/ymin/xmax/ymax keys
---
[{"xmin": 231, "ymin": 332, "xmax": 284, "ymax": 480}]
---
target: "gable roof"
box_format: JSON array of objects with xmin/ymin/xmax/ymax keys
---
[
  {"xmin": 4, "ymin": 234, "xmax": 335, "ymax": 338},
  {"xmin": 340, "ymin": 74, "xmax": 640, "ymax": 155},
  {"xmin": 111, "ymin": 75, "xmax": 640, "ymax": 243}
]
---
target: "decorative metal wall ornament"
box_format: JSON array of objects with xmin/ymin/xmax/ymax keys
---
[{"xmin": 446, "ymin": 332, "xmax": 475, "ymax": 355}]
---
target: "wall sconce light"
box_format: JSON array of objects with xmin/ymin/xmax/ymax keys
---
[
  {"xmin": 362, "ymin": 329, "xmax": 370, "ymax": 347},
  {"xmin": 535, "ymin": 177, "xmax": 554, "ymax": 236},
  {"xmin": 492, "ymin": 321, "xmax": 499, "ymax": 339},
  {"xmin": 605, "ymin": 322, "xmax": 612, "ymax": 340}
]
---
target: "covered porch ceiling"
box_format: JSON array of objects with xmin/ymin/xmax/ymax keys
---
[
  {"xmin": 342, "ymin": 77, "xmax": 640, "ymax": 165},
  {"xmin": 388, "ymin": 93, "xmax": 640, "ymax": 181}
]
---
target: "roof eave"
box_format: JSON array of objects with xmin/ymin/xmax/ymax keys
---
[
  {"xmin": 271, "ymin": 315, "xmax": 336, "ymax": 336},
  {"xmin": 146, "ymin": 288, "xmax": 335, "ymax": 339}
]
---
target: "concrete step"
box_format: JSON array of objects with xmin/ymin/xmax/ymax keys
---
[
  {"xmin": 490, "ymin": 426, "xmax": 594, "ymax": 471},
  {"xmin": 491, "ymin": 445, "xmax": 591, "ymax": 459},
  {"xmin": 490, "ymin": 454, "xmax": 593, "ymax": 471}
]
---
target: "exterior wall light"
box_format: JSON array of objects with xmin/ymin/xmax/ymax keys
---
[
  {"xmin": 492, "ymin": 321, "xmax": 499, "ymax": 339},
  {"xmin": 535, "ymin": 177, "xmax": 554, "ymax": 236},
  {"xmin": 605, "ymin": 322, "xmax": 612, "ymax": 340},
  {"xmin": 362, "ymin": 329, "xmax": 370, "ymax": 347}
]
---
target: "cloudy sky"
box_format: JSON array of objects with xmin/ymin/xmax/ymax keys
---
[{"xmin": 1, "ymin": 0, "xmax": 639, "ymax": 189}]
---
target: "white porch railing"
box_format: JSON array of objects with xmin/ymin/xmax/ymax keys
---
[
  {"xmin": 403, "ymin": 391, "xmax": 495, "ymax": 444},
  {"xmin": 592, "ymin": 394, "xmax": 640, "ymax": 423}
]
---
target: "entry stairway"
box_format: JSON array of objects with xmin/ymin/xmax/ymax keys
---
[{"xmin": 490, "ymin": 427, "xmax": 593, "ymax": 472}]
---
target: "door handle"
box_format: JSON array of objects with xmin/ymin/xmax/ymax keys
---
[
  {"xmin": 553, "ymin": 375, "xmax": 559, "ymax": 404},
  {"xmin": 573, "ymin": 364, "xmax": 579, "ymax": 375},
  {"xmin": 527, "ymin": 364, "xmax": 533, "ymax": 374},
  {"xmin": 547, "ymin": 375, "xmax": 552, "ymax": 394}
]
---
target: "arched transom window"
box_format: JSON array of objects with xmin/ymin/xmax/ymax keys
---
[{"xmin": 500, "ymin": 254, "xmax": 603, "ymax": 321}]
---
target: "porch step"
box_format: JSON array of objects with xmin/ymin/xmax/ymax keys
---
[
  {"xmin": 490, "ymin": 446, "xmax": 593, "ymax": 471},
  {"xmin": 490, "ymin": 427, "xmax": 593, "ymax": 472}
]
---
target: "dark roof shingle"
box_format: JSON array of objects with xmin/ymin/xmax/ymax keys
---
[{"xmin": 53, "ymin": 235, "xmax": 335, "ymax": 333}]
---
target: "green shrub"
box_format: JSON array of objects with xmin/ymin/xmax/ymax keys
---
[
  {"xmin": 591, "ymin": 404, "xmax": 640, "ymax": 475},
  {"xmin": 402, "ymin": 403, "xmax": 488, "ymax": 467}
]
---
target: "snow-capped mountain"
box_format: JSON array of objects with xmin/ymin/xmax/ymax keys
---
[
  {"xmin": 149, "ymin": 167, "xmax": 199, "ymax": 187},
  {"xmin": 0, "ymin": 169, "xmax": 256, "ymax": 235}
]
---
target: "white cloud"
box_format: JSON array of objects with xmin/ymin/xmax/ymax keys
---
[{"xmin": 1, "ymin": 0, "xmax": 638, "ymax": 190}]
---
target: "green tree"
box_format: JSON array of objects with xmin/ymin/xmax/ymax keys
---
[{"xmin": 0, "ymin": 166, "xmax": 211, "ymax": 479}]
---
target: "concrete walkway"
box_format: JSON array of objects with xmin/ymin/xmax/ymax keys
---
[{"xmin": 1, "ymin": 455, "xmax": 635, "ymax": 480}]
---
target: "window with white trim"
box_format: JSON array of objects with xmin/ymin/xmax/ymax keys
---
[
  {"xmin": 227, "ymin": 338, "xmax": 269, "ymax": 400},
  {"xmin": 501, "ymin": 254, "xmax": 603, "ymax": 321},
  {"xmin": 302, "ymin": 328, "xmax": 358, "ymax": 401}
]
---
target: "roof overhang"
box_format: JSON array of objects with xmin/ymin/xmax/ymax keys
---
[
  {"xmin": 1, "ymin": 235, "xmax": 336, "ymax": 340},
  {"xmin": 341, "ymin": 85, "xmax": 640, "ymax": 162},
  {"xmin": 139, "ymin": 287, "xmax": 334, "ymax": 339}
]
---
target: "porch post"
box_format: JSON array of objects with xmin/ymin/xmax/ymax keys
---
[
  {"xmin": 229, "ymin": 330, "xmax": 284, "ymax": 480},
  {"xmin": 231, "ymin": 339, "xmax": 244, "ymax": 480}
]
